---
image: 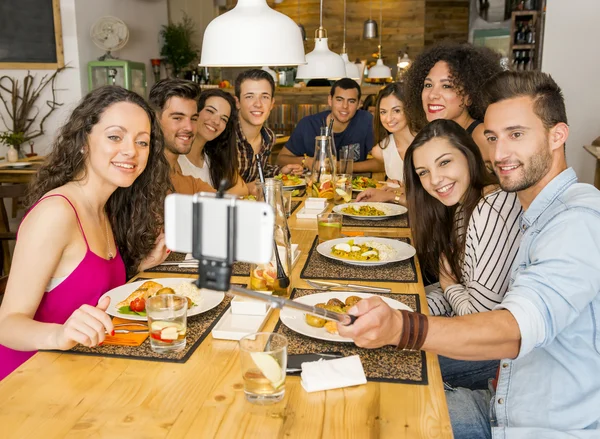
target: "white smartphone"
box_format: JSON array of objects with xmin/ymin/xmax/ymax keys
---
[{"xmin": 164, "ymin": 193, "xmax": 274, "ymax": 264}]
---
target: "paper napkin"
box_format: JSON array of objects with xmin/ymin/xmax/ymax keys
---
[{"xmin": 300, "ymin": 355, "xmax": 367, "ymax": 393}]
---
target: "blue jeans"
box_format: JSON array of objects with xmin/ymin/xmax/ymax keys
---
[
  {"xmin": 446, "ymin": 387, "xmax": 492, "ymax": 439},
  {"xmin": 438, "ymin": 355, "xmax": 499, "ymax": 390}
]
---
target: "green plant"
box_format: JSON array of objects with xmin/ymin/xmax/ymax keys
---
[
  {"xmin": 0, "ymin": 131, "xmax": 25, "ymax": 148},
  {"xmin": 160, "ymin": 15, "xmax": 198, "ymax": 77}
]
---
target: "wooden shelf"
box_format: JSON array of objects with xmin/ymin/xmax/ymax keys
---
[
  {"xmin": 513, "ymin": 10, "xmax": 539, "ymax": 16},
  {"xmin": 513, "ymin": 44, "xmax": 536, "ymax": 49}
]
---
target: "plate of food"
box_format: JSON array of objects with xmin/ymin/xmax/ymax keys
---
[
  {"xmin": 279, "ymin": 292, "xmax": 412, "ymax": 342},
  {"xmin": 274, "ymin": 173, "xmax": 306, "ymax": 190},
  {"xmin": 100, "ymin": 278, "xmax": 225, "ymax": 321},
  {"xmin": 316, "ymin": 237, "xmax": 415, "ymax": 266},
  {"xmin": 351, "ymin": 176, "xmax": 383, "ymax": 192},
  {"xmin": 333, "ymin": 202, "xmax": 407, "ymax": 220},
  {"xmin": 0, "ymin": 162, "xmax": 33, "ymax": 169}
]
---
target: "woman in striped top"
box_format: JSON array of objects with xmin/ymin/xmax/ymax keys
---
[{"xmin": 404, "ymin": 119, "xmax": 522, "ymax": 317}]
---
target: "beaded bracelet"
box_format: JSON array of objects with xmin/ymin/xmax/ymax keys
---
[{"xmin": 396, "ymin": 310, "xmax": 429, "ymax": 351}]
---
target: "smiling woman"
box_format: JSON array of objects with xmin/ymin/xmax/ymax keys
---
[{"xmin": 0, "ymin": 86, "xmax": 171, "ymax": 381}]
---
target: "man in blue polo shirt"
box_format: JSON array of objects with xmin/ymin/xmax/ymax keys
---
[{"xmin": 277, "ymin": 78, "xmax": 384, "ymax": 173}]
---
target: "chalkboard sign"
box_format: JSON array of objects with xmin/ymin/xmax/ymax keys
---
[{"xmin": 0, "ymin": 0, "xmax": 64, "ymax": 69}]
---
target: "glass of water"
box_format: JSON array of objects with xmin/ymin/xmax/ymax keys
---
[
  {"xmin": 239, "ymin": 332, "xmax": 288, "ymax": 404},
  {"xmin": 146, "ymin": 294, "xmax": 188, "ymax": 353}
]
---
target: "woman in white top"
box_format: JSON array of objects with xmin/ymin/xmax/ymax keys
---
[
  {"xmin": 179, "ymin": 89, "xmax": 248, "ymax": 195},
  {"xmin": 356, "ymin": 83, "xmax": 414, "ymax": 204}
]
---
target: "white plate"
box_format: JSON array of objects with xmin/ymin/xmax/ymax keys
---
[
  {"xmin": 333, "ymin": 202, "xmax": 407, "ymax": 220},
  {"xmin": 279, "ymin": 292, "xmax": 413, "ymax": 342},
  {"xmin": 0, "ymin": 162, "xmax": 32, "ymax": 168},
  {"xmin": 281, "ymin": 182, "xmax": 306, "ymax": 191},
  {"xmin": 100, "ymin": 278, "xmax": 225, "ymax": 321},
  {"xmin": 316, "ymin": 236, "xmax": 415, "ymax": 266}
]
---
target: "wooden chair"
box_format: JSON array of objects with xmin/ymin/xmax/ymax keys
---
[{"xmin": 0, "ymin": 184, "xmax": 29, "ymax": 275}]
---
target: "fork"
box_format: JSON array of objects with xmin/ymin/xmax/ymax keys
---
[{"xmin": 306, "ymin": 280, "xmax": 391, "ymax": 293}]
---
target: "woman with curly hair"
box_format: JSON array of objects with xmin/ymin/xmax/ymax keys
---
[
  {"xmin": 0, "ymin": 86, "xmax": 171, "ymax": 380},
  {"xmin": 403, "ymin": 42, "xmax": 502, "ymax": 163},
  {"xmin": 178, "ymin": 88, "xmax": 248, "ymax": 194}
]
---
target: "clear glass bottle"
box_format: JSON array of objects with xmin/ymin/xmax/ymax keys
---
[
  {"xmin": 308, "ymin": 135, "xmax": 336, "ymax": 199},
  {"xmin": 249, "ymin": 179, "xmax": 292, "ymax": 297}
]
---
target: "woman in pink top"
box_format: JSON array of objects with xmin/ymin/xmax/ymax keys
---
[{"xmin": 0, "ymin": 86, "xmax": 171, "ymax": 381}]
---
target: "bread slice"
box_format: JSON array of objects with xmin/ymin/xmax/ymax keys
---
[{"xmin": 116, "ymin": 281, "xmax": 164, "ymax": 308}]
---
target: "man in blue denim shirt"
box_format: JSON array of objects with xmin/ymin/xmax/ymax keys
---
[{"xmin": 338, "ymin": 71, "xmax": 600, "ymax": 438}]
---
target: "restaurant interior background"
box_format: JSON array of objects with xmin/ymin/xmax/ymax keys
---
[{"xmin": 0, "ymin": 0, "xmax": 598, "ymax": 185}]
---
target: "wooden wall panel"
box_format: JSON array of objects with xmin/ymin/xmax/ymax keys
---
[{"xmin": 424, "ymin": 0, "xmax": 470, "ymax": 47}]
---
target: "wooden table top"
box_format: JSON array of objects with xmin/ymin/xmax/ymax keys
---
[
  {"xmin": 0, "ymin": 156, "xmax": 43, "ymax": 184},
  {"xmin": 0, "ymin": 202, "xmax": 452, "ymax": 438}
]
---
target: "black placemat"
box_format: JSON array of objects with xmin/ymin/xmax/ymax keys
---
[
  {"xmin": 300, "ymin": 236, "xmax": 417, "ymax": 283},
  {"xmin": 273, "ymin": 289, "xmax": 427, "ymax": 385},
  {"xmin": 342, "ymin": 213, "xmax": 408, "ymax": 228},
  {"xmin": 146, "ymin": 252, "xmax": 250, "ymax": 276},
  {"xmin": 290, "ymin": 200, "xmax": 302, "ymax": 215},
  {"xmin": 63, "ymin": 283, "xmax": 245, "ymax": 363}
]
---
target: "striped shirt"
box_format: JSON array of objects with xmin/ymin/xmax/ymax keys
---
[
  {"xmin": 427, "ymin": 189, "xmax": 522, "ymax": 316},
  {"xmin": 235, "ymin": 120, "xmax": 280, "ymax": 183}
]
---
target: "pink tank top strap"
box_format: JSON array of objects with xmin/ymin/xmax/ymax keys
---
[{"xmin": 25, "ymin": 194, "xmax": 90, "ymax": 250}]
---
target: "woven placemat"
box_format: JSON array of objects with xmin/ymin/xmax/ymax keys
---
[
  {"xmin": 146, "ymin": 252, "xmax": 250, "ymax": 276},
  {"xmin": 342, "ymin": 213, "xmax": 408, "ymax": 228},
  {"xmin": 63, "ymin": 282, "xmax": 245, "ymax": 363},
  {"xmin": 290, "ymin": 200, "xmax": 302, "ymax": 215},
  {"xmin": 300, "ymin": 236, "xmax": 417, "ymax": 283},
  {"xmin": 273, "ymin": 288, "xmax": 427, "ymax": 385}
]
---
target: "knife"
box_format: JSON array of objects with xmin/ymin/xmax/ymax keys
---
[
  {"xmin": 229, "ymin": 286, "xmax": 356, "ymax": 326},
  {"xmin": 308, "ymin": 280, "xmax": 391, "ymax": 293}
]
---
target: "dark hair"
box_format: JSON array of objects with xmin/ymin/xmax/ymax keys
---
[
  {"xmin": 330, "ymin": 78, "xmax": 362, "ymax": 101},
  {"xmin": 404, "ymin": 119, "xmax": 498, "ymax": 281},
  {"xmin": 234, "ymin": 69, "xmax": 276, "ymax": 99},
  {"xmin": 148, "ymin": 78, "xmax": 200, "ymax": 113},
  {"xmin": 198, "ymin": 89, "xmax": 240, "ymax": 189},
  {"xmin": 361, "ymin": 94, "xmax": 377, "ymax": 111},
  {"xmin": 27, "ymin": 86, "xmax": 171, "ymax": 275},
  {"xmin": 373, "ymin": 82, "xmax": 408, "ymax": 149},
  {"xmin": 483, "ymin": 70, "xmax": 568, "ymax": 129},
  {"xmin": 403, "ymin": 42, "xmax": 502, "ymax": 133}
]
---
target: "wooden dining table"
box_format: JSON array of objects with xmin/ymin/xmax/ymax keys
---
[{"xmin": 0, "ymin": 195, "xmax": 452, "ymax": 438}]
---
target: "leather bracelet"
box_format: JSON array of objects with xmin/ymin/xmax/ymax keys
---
[{"xmin": 396, "ymin": 310, "xmax": 429, "ymax": 351}]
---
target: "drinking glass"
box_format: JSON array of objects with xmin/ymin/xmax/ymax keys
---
[
  {"xmin": 317, "ymin": 212, "xmax": 343, "ymax": 242},
  {"xmin": 239, "ymin": 332, "xmax": 288, "ymax": 404},
  {"xmin": 282, "ymin": 190, "xmax": 293, "ymax": 217},
  {"xmin": 146, "ymin": 294, "xmax": 188, "ymax": 353},
  {"xmin": 338, "ymin": 145, "xmax": 354, "ymax": 176},
  {"xmin": 334, "ymin": 174, "xmax": 353, "ymax": 205}
]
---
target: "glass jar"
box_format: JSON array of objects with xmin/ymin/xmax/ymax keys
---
[
  {"xmin": 249, "ymin": 179, "xmax": 292, "ymax": 297},
  {"xmin": 308, "ymin": 135, "xmax": 336, "ymax": 199}
]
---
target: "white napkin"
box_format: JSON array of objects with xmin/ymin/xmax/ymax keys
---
[{"xmin": 300, "ymin": 355, "xmax": 367, "ymax": 393}]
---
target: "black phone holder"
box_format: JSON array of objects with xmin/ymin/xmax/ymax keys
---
[{"xmin": 191, "ymin": 182, "xmax": 235, "ymax": 292}]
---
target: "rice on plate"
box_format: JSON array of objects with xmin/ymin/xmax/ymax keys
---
[{"xmin": 173, "ymin": 282, "xmax": 204, "ymax": 306}]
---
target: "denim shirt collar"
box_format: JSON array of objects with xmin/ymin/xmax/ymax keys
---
[{"xmin": 519, "ymin": 167, "xmax": 577, "ymax": 231}]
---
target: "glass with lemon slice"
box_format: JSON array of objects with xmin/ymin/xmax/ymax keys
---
[
  {"xmin": 334, "ymin": 174, "xmax": 353, "ymax": 205},
  {"xmin": 239, "ymin": 332, "xmax": 288, "ymax": 404},
  {"xmin": 317, "ymin": 212, "xmax": 343, "ymax": 243}
]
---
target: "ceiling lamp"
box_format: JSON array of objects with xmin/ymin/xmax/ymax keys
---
[
  {"xmin": 367, "ymin": 0, "xmax": 392, "ymax": 80},
  {"xmin": 363, "ymin": 0, "xmax": 378, "ymax": 39},
  {"xmin": 200, "ymin": 0, "xmax": 306, "ymax": 67},
  {"xmin": 398, "ymin": 52, "xmax": 412, "ymax": 70},
  {"xmin": 340, "ymin": 0, "xmax": 360, "ymax": 80},
  {"xmin": 296, "ymin": 0, "xmax": 346, "ymax": 80}
]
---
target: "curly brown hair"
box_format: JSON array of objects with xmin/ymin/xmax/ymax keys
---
[
  {"xmin": 26, "ymin": 86, "xmax": 172, "ymax": 275},
  {"xmin": 403, "ymin": 42, "xmax": 502, "ymax": 134}
]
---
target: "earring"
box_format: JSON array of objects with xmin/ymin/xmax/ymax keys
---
[{"xmin": 80, "ymin": 148, "xmax": 85, "ymax": 154}]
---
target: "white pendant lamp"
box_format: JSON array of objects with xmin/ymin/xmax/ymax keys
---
[
  {"xmin": 367, "ymin": 0, "xmax": 392, "ymax": 80},
  {"xmin": 398, "ymin": 53, "xmax": 412, "ymax": 69},
  {"xmin": 296, "ymin": 0, "xmax": 346, "ymax": 80},
  {"xmin": 340, "ymin": 0, "xmax": 360, "ymax": 80},
  {"xmin": 200, "ymin": 0, "xmax": 306, "ymax": 67}
]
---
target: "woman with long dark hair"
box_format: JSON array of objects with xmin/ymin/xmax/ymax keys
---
[
  {"xmin": 178, "ymin": 89, "xmax": 248, "ymax": 194},
  {"xmin": 0, "ymin": 86, "xmax": 171, "ymax": 380},
  {"xmin": 404, "ymin": 119, "xmax": 521, "ymax": 316}
]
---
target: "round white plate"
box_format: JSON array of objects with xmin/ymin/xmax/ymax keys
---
[
  {"xmin": 280, "ymin": 292, "xmax": 413, "ymax": 342},
  {"xmin": 100, "ymin": 278, "xmax": 225, "ymax": 321},
  {"xmin": 2, "ymin": 162, "xmax": 32, "ymax": 168},
  {"xmin": 281, "ymin": 181, "xmax": 306, "ymax": 191},
  {"xmin": 316, "ymin": 236, "xmax": 415, "ymax": 266},
  {"xmin": 333, "ymin": 202, "xmax": 407, "ymax": 220}
]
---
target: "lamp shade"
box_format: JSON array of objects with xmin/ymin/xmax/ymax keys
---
[
  {"xmin": 296, "ymin": 38, "xmax": 346, "ymax": 80},
  {"xmin": 200, "ymin": 0, "xmax": 306, "ymax": 67},
  {"xmin": 398, "ymin": 53, "xmax": 412, "ymax": 69},
  {"xmin": 363, "ymin": 19, "xmax": 378, "ymax": 39},
  {"xmin": 368, "ymin": 58, "xmax": 392, "ymax": 79},
  {"xmin": 340, "ymin": 53, "xmax": 360, "ymax": 80}
]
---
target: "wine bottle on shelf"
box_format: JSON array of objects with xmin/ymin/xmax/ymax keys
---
[
  {"xmin": 524, "ymin": 23, "xmax": 532, "ymax": 45},
  {"xmin": 526, "ymin": 51, "xmax": 535, "ymax": 71},
  {"xmin": 515, "ymin": 22, "xmax": 524, "ymax": 45},
  {"xmin": 521, "ymin": 50, "xmax": 530, "ymax": 71},
  {"xmin": 529, "ymin": 21, "xmax": 536, "ymax": 44},
  {"xmin": 512, "ymin": 51, "xmax": 521, "ymax": 70}
]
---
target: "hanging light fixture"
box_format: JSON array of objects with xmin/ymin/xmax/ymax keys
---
[
  {"xmin": 340, "ymin": 0, "xmax": 360, "ymax": 80},
  {"xmin": 398, "ymin": 52, "xmax": 412, "ymax": 70},
  {"xmin": 367, "ymin": 0, "xmax": 392, "ymax": 80},
  {"xmin": 296, "ymin": 0, "xmax": 346, "ymax": 80},
  {"xmin": 200, "ymin": 0, "xmax": 306, "ymax": 67},
  {"xmin": 363, "ymin": 0, "xmax": 378, "ymax": 39}
]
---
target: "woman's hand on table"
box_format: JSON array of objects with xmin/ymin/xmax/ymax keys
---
[
  {"xmin": 138, "ymin": 232, "xmax": 169, "ymax": 272},
  {"xmin": 52, "ymin": 296, "xmax": 114, "ymax": 350},
  {"xmin": 281, "ymin": 164, "xmax": 304, "ymax": 175},
  {"xmin": 356, "ymin": 188, "xmax": 396, "ymax": 203},
  {"xmin": 337, "ymin": 296, "xmax": 403, "ymax": 348}
]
